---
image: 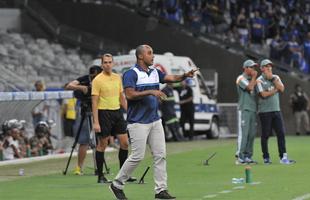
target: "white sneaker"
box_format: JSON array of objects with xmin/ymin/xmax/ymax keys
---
[{"xmin": 280, "ymin": 153, "xmax": 296, "ymax": 165}]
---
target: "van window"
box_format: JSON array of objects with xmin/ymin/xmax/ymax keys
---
[{"xmin": 197, "ymin": 74, "xmax": 212, "ymax": 98}]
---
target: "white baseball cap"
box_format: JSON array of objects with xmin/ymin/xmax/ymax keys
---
[
  {"xmin": 243, "ymin": 59, "xmax": 258, "ymax": 68},
  {"xmin": 260, "ymin": 59, "xmax": 273, "ymax": 67}
]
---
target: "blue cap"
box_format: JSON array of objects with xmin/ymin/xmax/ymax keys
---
[
  {"xmin": 260, "ymin": 59, "xmax": 273, "ymax": 67},
  {"xmin": 243, "ymin": 59, "xmax": 257, "ymax": 68}
]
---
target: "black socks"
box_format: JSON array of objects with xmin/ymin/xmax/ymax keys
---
[
  {"xmin": 119, "ymin": 148, "xmax": 128, "ymax": 169},
  {"xmin": 96, "ymin": 151, "xmax": 105, "ymax": 177}
]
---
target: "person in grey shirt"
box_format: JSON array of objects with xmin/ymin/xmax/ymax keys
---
[
  {"xmin": 235, "ymin": 59, "xmax": 258, "ymax": 165},
  {"xmin": 256, "ymin": 59, "xmax": 295, "ymax": 165}
]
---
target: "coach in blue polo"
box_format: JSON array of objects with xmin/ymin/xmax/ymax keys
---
[
  {"xmin": 256, "ymin": 59, "xmax": 295, "ymax": 165},
  {"xmin": 109, "ymin": 44, "xmax": 198, "ymax": 200}
]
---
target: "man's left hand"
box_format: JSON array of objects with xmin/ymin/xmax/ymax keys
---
[{"xmin": 185, "ymin": 68, "xmax": 199, "ymax": 78}]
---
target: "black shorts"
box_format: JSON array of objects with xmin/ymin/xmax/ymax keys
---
[{"xmin": 97, "ymin": 109, "xmax": 127, "ymax": 138}]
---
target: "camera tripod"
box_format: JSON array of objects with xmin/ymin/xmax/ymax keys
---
[{"xmin": 63, "ymin": 106, "xmax": 107, "ymax": 175}]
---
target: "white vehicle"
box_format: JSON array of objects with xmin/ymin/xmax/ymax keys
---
[{"xmin": 93, "ymin": 52, "xmax": 219, "ymax": 139}]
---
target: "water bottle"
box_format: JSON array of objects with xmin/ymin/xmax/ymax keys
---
[{"xmin": 245, "ymin": 166, "xmax": 252, "ymax": 183}]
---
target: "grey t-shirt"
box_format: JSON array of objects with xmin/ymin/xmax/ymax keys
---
[
  {"xmin": 256, "ymin": 74, "xmax": 283, "ymax": 113},
  {"xmin": 236, "ymin": 73, "xmax": 257, "ymax": 112}
]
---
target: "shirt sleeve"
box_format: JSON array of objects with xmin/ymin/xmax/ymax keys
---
[
  {"xmin": 91, "ymin": 77, "xmax": 100, "ymax": 96},
  {"xmin": 123, "ymin": 70, "xmax": 137, "ymax": 89},
  {"xmin": 273, "ymin": 75, "xmax": 283, "ymax": 86},
  {"xmin": 238, "ymin": 78, "xmax": 249, "ymax": 90},
  {"xmin": 256, "ymin": 80, "xmax": 264, "ymax": 93},
  {"xmin": 76, "ymin": 75, "xmax": 87, "ymax": 84},
  {"xmin": 156, "ymin": 69, "xmax": 166, "ymax": 83}
]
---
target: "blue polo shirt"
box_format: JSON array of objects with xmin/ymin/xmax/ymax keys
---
[{"xmin": 123, "ymin": 64, "xmax": 166, "ymax": 124}]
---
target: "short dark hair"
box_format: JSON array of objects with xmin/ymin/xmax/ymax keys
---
[
  {"xmin": 135, "ymin": 45, "xmax": 145, "ymax": 59},
  {"xmin": 34, "ymin": 80, "xmax": 44, "ymax": 86},
  {"xmin": 89, "ymin": 65, "xmax": 102, "ymax": 75}
]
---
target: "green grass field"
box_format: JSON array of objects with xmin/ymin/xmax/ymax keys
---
[{"xmin": 0, "ymin": 136, "xmax": 309, "ymax": 200}]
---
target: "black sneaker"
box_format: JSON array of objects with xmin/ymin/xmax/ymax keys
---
[
  {"xmin": 97, "ymin": 175, "xmax": 112, "ymax": 184},
  {"xmin": 263, "ymin": 158, "xmax": 272, "ymax": 165},
  {"xmin": 109, "ymin": 183, "xmax": 128, "ymax": 200},
  {"xmin": 126, "ymin": 176, "xmax": 137, "ymax": 182},
  {"xmin": 155, "ymin": 190, "xmax": 176, "ymax": 200}
]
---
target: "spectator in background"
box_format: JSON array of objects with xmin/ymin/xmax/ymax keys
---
[
  {"xmin": 201, "ymin": 3, "xmax": 213, "ymax": 33},
  {"xmin": 17, "ymin": 124, "xmax": 29, "ymax": 158},
  {"xmin": 287, "ymin": 35, "xmax": 302, "ymax": 69},
  {"xmin": 250, "ymin": 10, "xmax": 266, "ymax": 46},
  {"xmin": 163, "ymin": 0, "xmax": 184, "ymax": 24},
  {"xmin": 179, "ymin": 79, "xmax": 195, "ymax": 140},
  {"xmin": 302, "ymin": 32, "xmax": 310, "ymax": 70},
  {"xmin": 2, "ymin": 127, "xmax": 22, "ymax": 160},
  {"xmin": 289, "ymin": 84, "xmax": 310, "ymax": 136},
  {"xmin": 62, "ymin": 96, "xmax": 77, "ymax": 138},
  {"xmin": 236, "ymin": 7, "xmax": 249, "ymax": 47},
  {"xmin": 270, "ymin": 33, "xmax": 285, "ymax": 60},
  {"xmin": 29, "ymin": 121, "xmax": 53, "ymax": 156},
  {"xmin": 188, "ymin": 4, "xmax": 202, "ymax": 34},
  {"xmin": 32, "ymin": 80, "xmax": 49, "ymax": 127},
  {"xmin": 225, "ymin": 24, "xmax": 238, "ymax": 44}
]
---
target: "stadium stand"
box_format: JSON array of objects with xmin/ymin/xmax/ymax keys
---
[
  {"xmin": 0, "ymin": 0, "xmax": 131, "ymax": 91},
  {"xmin": 0, "ymin": 29, "xmax": 92, "ymax": 91},
  {"xmin": 117, "ymin": 0, "xmax": 310, "ymax": 74}
]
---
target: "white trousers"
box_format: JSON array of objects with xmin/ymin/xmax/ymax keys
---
[{"xmin": 113, "ymin": 119, "xmax": 168, "ymax": 194}]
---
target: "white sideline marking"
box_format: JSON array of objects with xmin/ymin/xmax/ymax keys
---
[
  {"xmin": 293, "ymin": 194, "xmax": 310, "ymax": 200},
  {"xmin": 200, "ymin": 180, "xmax": 262, "ymax": 199},
  {"xmin": 0, "ymin": 147, "xmax": 116, "ymax": 166},
  {"xmin": 218, "ymin": 190, "xmax": 232, "ymax": 194},
  {"xmin": 250, "ymin": 182, "xmax": 262, "ymax": 185},
  {"xmin": 233, "ymin": 186, "xmax": 245, "ymax": 190},
  {"xmin": 203, "ymin": 194, "xmax": 218, "ymax": 198}
]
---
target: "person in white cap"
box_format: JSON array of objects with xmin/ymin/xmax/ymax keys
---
[
  {"xmin": 235, "ymin": 59, "xmax": 258, "ymax": 165},
  {"xmin": 256, "ymin": 59, "xmax": 295, "ymax": 165}
]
